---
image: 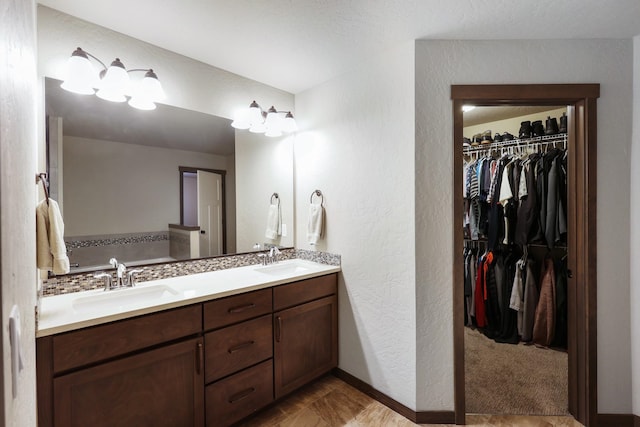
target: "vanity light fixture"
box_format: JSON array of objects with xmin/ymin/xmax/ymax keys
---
[
  {"xmin": 60, "ymin": 47, "xmax": 166, "ymax": 110},
  {"xmin": 231, "ymin": 100, "xmax": 298, "ymax": 137}
]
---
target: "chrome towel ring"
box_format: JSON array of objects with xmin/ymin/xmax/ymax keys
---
[{"xmin": 310, "ymin": 189, "xmax": 323, "ymax": 206}]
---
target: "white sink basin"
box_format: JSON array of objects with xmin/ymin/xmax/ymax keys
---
[
  {"xmin": 72, "ymin": 284, "xmax": 180, "ymax": 314},
  {"xmin": 254, "ymin": 260, "xmax": 311, "ymax": 276}
]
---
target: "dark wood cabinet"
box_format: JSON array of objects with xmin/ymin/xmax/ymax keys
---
[
  {"xmin": 204, "ymin": 314, "xmax": 272, "ymax": 383},
  {"xmin": 53, "ymin": 337, "xmax": 204, "ymax": 427},
  {"xmin": 37, "ymin": 273, "xmax": 338, "ymax": 427},
  {"xmin": 205, "ymin": 359, "xmax": 273, "ymax": 427},
  {"xmin": 274, "ymin": 294, "xmax": 338, "ymax": 398}
]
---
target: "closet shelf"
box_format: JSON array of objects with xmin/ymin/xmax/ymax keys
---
[{"xmin": 463, "ymin": 133, "xmax": 567, "ymax": 153}]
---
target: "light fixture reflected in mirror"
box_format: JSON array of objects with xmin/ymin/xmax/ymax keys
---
[
  {"xmin": 232, "ymin": 100, "xmax": 297, "ymax": 137},
  {"xmin": 60, "ymin": 47, "xmax": 165, "ymax": 110}
]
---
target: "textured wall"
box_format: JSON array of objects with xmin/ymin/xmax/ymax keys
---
[
  {"xmin": 0, "ymin": 0, "xmax": 38, "ymax": 425},
  {"xmin": 631, "ymin": 35, "xmax": 640, "ymax": 419},
  {"xmin": 415, "ymin": 39, "xmax": 633, "ymax": 412},
  {"xmin": 295, "ymin": 41, "xmax": 417, "ymax": 408}
]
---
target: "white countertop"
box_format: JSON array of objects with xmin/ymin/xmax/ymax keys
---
[{"xmin": 37, "ymin": 259, "xmax": 340, "ymax": 337}]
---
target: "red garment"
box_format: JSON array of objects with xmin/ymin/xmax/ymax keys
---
[{"xmin": 474, "ymin": 255, "xmax": 487, "ymax": 327}]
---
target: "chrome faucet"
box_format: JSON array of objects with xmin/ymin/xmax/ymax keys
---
[
  {"xmin": 94, "ymin": 272, "xmax": 114, "ymax": 291},
  {"xmin": 98, "ymin": 259, "xmax": 144, "ymax": 290},
  {"xmin": 269, "ymin": 246, "xmax": 281, "ymax": 263},
  {"xmin": 110, "ymin": 258, "xmax": 128, "ymax": 287},
  {"xmin": 127, "ymin": 269, "xmax": 144, "ymax": 287},
  {"xmin": 257, "ymin": 246, "xmax": 281, "ymax": 266}
]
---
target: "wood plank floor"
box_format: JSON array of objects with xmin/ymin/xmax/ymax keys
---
[{"xmin": 238, "ymin": 375, "xmax": 584, "ymax": 427}]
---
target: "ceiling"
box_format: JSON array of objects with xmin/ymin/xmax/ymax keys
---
[
  {"xmin": 45, "ymin": 77, "xmax": 235, "ymax": 155},
  {"xmin": 38, "ymin": 1, "xmax": 640, "ymax": 94}
]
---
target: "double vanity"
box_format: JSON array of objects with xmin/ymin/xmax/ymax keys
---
[{"xmin": 36, "ymin": 258, "xmax": 340, "ymax": 427}]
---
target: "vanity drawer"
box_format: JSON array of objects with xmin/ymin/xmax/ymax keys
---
[
  {"xmin": 205, "ymin": 359, "xmax": 273, "ymax": 427},
  {"xmin": 203, "ymin": 288, "xmax": 272, "ymax": 330},
  {"xmin": 204, "ymin": 314, "xmax": 272, "ymax": 383},
  {"xmin": 52, "ymin": 304, "xmax": 202, "ymax": 373},
  {"xmin": 273, "ymin": 273, "xmax": 337, "ymax": 311}
]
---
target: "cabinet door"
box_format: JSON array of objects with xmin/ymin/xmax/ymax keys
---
[
  {"xmin": 54, "ymin": 337, "xmax": 204, "ymax": 427},
  {"xmin": 274, "ymin": 295, "xmax": 338, "ymax": 398}
]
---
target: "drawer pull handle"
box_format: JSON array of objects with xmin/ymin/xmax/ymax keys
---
[
  {"xmin": 228, "ymin": 303, "xmax": 256, "ymax": 313},
  {"xmin": 196, "ymin": 341, "xmax": 203, "ymax": 375},
  {"xmin": 228, "ymin": 341, "xmax": 255, "ymax": 353},
  {"xmin": 228, "ymin": 387, "xmax": 255, "ymax": 403},
  {"xmin": 275, "ymin": 316, "xmax": 282, "ymax": 342}
]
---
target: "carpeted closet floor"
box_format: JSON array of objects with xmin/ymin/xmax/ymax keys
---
[{"xmin": 465, "ymin": 327, "xmax": 569, "ymax": 416}]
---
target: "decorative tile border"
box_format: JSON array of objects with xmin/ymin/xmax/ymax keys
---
[
  {"xmin": 65, "ymin": 231, "xmax": 169, "ymax": 249},
  {"xmin": 41, "ymin": 248, "xmax": 341, "ymax": 297}
]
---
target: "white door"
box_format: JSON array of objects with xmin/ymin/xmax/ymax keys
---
[{"xmin": 197, "ymin": 170, "xmax": 223, "ymax": 257}]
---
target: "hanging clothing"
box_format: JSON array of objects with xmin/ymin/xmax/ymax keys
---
[
  {"xmin": 532, "ymin": 256, "xmax": 556, "ymax": 347},
  {"xmin": 520, "ymin": 258, "xmax": 539, "ymax": 342},
  {"xmin": 552, "ymin": 257, "xmax": 568, "ymax": 348}
]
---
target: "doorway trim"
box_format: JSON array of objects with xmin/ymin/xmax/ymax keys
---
[
  {"xmin": 179, "ymin": 166, "xmax": 227, "ymax": 254},
  {"xmin": 451, "ymin": 84, "xmax": 600, "ymax": 426}
]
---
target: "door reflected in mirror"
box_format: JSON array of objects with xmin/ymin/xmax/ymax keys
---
[{"xmin": 44, "ymin": 77, "xmax": 294, "ymax": 274}]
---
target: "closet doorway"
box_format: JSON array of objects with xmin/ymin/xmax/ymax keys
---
[{"xmin": 451, "ymin": 85, "xmax": 599, "ymax": 427}]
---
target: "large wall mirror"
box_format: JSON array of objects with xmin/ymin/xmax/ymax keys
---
[{"xmin": 45, "ymin": 77, "xmax": 294, "ymax": 273}]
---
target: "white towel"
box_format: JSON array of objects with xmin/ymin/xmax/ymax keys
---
[
  {"xmin": 265, "ymin": 203, "xmax": 281, "ymax": 240},
  {"xmin": 36, "ymin": 199, "xmax": 70, "ymax": 275},
  {"xmin": 307, "ymin": 202, "xmax": 324, "ymax": 245}
]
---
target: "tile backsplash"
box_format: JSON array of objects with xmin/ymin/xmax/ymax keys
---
[{"xmin": 41, "ymin": 249, "xmax": 340, "ymax": 297}]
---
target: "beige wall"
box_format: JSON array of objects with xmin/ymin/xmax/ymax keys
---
[
  {"xmin": 235, "ymin": 132, "xmax": 294, "ymax": 252},
  {"xmin": 63, "ymin": 136, "xmax": 233, "ymax": 236},
  {"xmin": 0, "ymin": 0, "xmax": 38, "ymax": 425},
  {"xmin": 37, "ymin": 6, "xmax": 290, "ymax": 254},
  {"xmin": 630, "ymin": 34, "xmax": 640, "ymax": 418},
  {"xmin": 295, "ymin": 41, "xmax": 417, "ymax": 408},
  {"xmin": 416, "ymin": 39, "xmax": 633, "ymax": 413}
]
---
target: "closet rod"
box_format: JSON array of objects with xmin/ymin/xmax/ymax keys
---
[{"xmin": 463, "ymin": 133, "xmax": 567, "ymax": 153}]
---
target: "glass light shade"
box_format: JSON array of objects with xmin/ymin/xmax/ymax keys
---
[
  {"xmin": 231, "ymin": 116, "xmax": 251, "ymax": 130},
  {"xmin": 60, "ymin": 49, "xmax": 98, "ymax": 95},
  {"xmin": 282, "ymin": 112, "xmax": 298, "ymax": 133},
  {"xmin": 128, "ymin": 96, "xmax": 156, "ymax": 110},
  {"xmin": 231, "ymin": 107, "xmax": 252, "ymax": 129},
  {"xmin": 264, "ymin": 106, "xmax": 282, "ymax": 134},
  {"xmin": 248, "ymin": 101, "xmax": 263, "ymax": 125},
  {"xmin": 265, "ymin": 127, "xmax": 283, "ymax": 137},
  {"xmin": 96, "ymin": 58, "xmax": 129, "ymax": 102},
  {"xmin": 249, "ymin": 121, "xmax": 267, "ymax": 133},
  {"xmin": 136, "ymin": 70, "xmax": 165, "ymax": 102}
]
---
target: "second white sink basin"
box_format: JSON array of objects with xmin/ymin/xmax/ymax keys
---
[
  {"xmin": 72, "ymin": 284, "xmax": 180, "ymax": 314},
  {"xmin": 254, "ymin": 260, "xmax": 311, "ymax": 277}
]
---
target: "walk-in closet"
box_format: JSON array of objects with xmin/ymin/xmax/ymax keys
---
[{"xmin": 461, "ymin": 106, "xmax": 570, "ymax": 416}]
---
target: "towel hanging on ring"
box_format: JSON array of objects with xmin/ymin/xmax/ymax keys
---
[
  {"xmin": 265, "ymin": 193, "xmax": 281, "ymax": 240},
  {"xmin": 307, "ymin": 190, "xmax": 324, "ymax": 245}
]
